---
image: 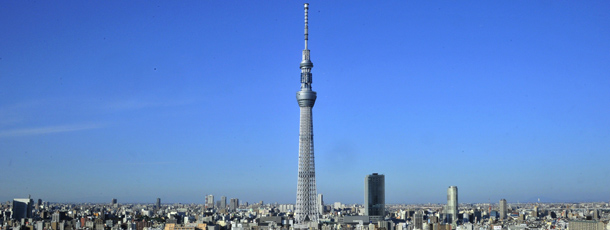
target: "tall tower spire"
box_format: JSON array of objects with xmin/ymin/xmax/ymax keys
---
[
  {"xmin": 295, "ymin": 3, "xmax": 319, "ymax": 228},
  {"xmin": 299, "ymin": 3, "xmax": 314, "ymax": 93},
  {"xmin": 304, "ymin": 2, "xmax": 309, "ymax": 50}
]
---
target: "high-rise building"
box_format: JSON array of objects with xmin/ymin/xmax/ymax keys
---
[
  {"xmin": 12, "ymin": 198, "xmax": 33, "ymax": 220},
  {"xmin": 52, "ymin": 211, "xmax": 66, "ymax": 223},
  {"xmin": 414, "ymin": 211, "xmax": 424, "ymax": 230},
  {"xmin": 364, "ymin": 173, "xmax": 385, "ymax": 217},
  {"xmin": 294, "ymin": 3, "xmax": 319, "ymax": 227},
  {"xmin": 221, "ymin": 196, "xmax": 227, "ymax": 209},
  {"xmin": 229, "ymin": 198, "xmax": 239, "ymax": 211},
  {"xmin": 111, "ymin": 199, "xmax": 117, "ymax": 205},
  {"xmin": 446, "ymin": 186, "xmax": 458, "ymax": 224},
  {"xmin": 205, "ymin": 195, "xmax": 214, "ymax": 209},
  {"xmin": 473, "ymin": 209, "xmax": 482, "ymax": 223},
  {"xmin": 499, "ymin": 199, "xmax": 507, "ymax": 220},
  {"xmin": 156, "ymin": 198, "xmax": 161, "ymax": 209},
  {"xmin": 317, "ymin": 194, "xmax": 324, "ymax": 215},
  {"xmin": 593, "ymin": 209, "xmax": 599, "ymax": 220},
  {"xmin": 462, "ymin": 213, "xmax": 470, "ymax": 223}
]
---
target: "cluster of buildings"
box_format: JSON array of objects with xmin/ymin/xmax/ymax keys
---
[
  {"xmin": 2, "ymin": 187, "xmax": 609, "ymax": 230},
  {"xmin": 3, "ymin": 175, "xmax": 609, "ymax": 230}
]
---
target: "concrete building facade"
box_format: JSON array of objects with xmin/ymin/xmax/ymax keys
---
[
  {"xmin": 447, "ymin": 186, "xmax": 458, "ymax": 224},
  {"xmin": 499, "ymin": 199, "xmax": 507, "ymax": 220}
]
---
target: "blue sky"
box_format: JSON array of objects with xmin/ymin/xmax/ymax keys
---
[{"xmin": 1, "ymin": 1, "xmax": 609, "ymax": 205}]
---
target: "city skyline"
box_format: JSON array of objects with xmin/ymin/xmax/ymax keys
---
[{"xmin": 1, "ymin": 1, "xmax": 609, "ymax": 204}]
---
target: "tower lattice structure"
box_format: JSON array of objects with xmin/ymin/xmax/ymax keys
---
[{"xmin": 295, "ymin": 3, "xmax": 319, "ymax": 226}]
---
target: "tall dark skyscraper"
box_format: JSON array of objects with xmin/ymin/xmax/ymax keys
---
[
  {"xmin": 294, "ymin": 3, "xmax": 319, "ymax": 227},
  {"xmin": 156, "ymin": 198, "xmax": 161, "ymax": 209},
  {"xmin": 364, "ymin": 173, "xmax": 385, "ymax": 217},
  {"xmin": 11, "ymin": 198, "xmax": 33, "ymax": 220}
]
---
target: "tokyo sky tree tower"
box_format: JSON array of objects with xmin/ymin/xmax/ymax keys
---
[{"xmin": 295, "ymin": 3, "xmax": 319, "ymax": 226}]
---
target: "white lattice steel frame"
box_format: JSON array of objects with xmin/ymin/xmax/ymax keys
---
[
  {"xmin": 294, "ymin": 3, "xmax": 319, "ymax": 226},
  {"xmin": 295, "ymin": 106, "xmax": 318, "ymax": 224}
]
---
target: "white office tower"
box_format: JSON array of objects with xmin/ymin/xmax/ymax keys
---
[
  {"xmin": 499, "ymin": 199, "xmax": 507, "ymax": 220},
  {"xmin": 447, "ymin": 186, "xmax": 458, "ymax": 224},
  {"xmin": 295, "ymin": 3, "xmax": 319, "ymax": 228},
  {"xmin": 206, "ymin": 194, "xmax": 214, "ymax": 209},
  {"xmin": 317, "ymin": 194, "xmax": 324, "ymax": 215}
]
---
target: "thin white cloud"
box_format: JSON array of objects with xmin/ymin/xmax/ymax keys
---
[{"xmin": 0, "ymin": 124, "xmax": 103, "ymax": 138}]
